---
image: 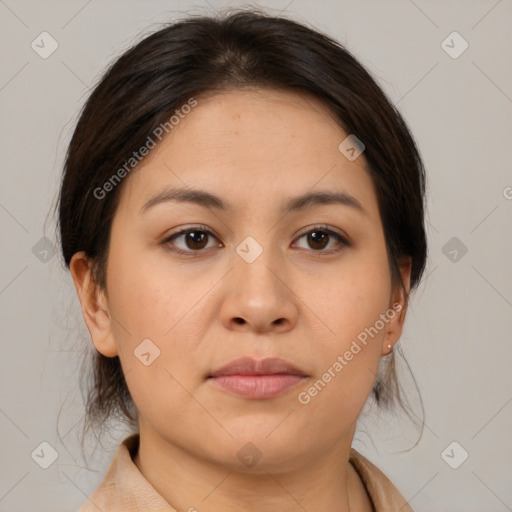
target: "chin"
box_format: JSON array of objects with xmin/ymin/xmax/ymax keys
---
[{"xmin": 201, "ymin": 428, "xmax": 313, "ymax": 474}]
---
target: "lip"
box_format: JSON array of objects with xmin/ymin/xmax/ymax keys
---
[
  {"xmin": 209, "ymin": 356, "xmax": 307, "ymax": 378},
  {"xmin": 208, "ymin": 357, "xmax": 308, "ymax": 399}
]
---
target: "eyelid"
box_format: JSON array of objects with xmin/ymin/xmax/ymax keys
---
[
  {"xmin": 162, "ymin": 223, "xmax": 349, "ymax": 255},
  {"xmin": 163, "ymin": 224, "xmax": 220, "ymax": 241},
  {"xmin": 167, "ymin": 223, "xmax": 216, "ymax": 238},
  {"xmin": 294, "ymin": 224, "xmax": 349, "ymax": 245}
]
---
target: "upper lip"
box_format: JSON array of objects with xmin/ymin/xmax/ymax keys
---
[{"xmin": 209, "ymin": 357, "xmax": 308, "ymax": 377}]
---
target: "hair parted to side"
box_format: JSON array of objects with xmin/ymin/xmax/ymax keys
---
[{"xmin": 56, "ymin": 8, "xmax": 427, "ymax": 452}]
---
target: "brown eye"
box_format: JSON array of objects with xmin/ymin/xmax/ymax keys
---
[
  {"xmin": 182, "ymin": 230, "xmax": 209, "ymax": 250},
  {"xmin": 307, "ymin": 230, "xmax": 329, "ymax": 250},
  {"xmin": 294, "ymin": 226, "xmax": 348, "ymax": 253},
  {"xmin": 163, "ymin": 226, "xmax": 221, "ymax": 254}
]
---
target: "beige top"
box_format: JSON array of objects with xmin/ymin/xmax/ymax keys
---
[{"xmin": 78, "ymin": 434, "xmax": 413, "ymax": 511}]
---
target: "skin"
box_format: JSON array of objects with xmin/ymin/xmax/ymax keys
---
[{"xmin": 71, "ymin": 88, "xmax": 411, "ymax": 512}]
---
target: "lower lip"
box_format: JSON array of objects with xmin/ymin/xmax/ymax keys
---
[{"xmin": 208, "ymin": 374, "xmax": 305, "ymax": 399}]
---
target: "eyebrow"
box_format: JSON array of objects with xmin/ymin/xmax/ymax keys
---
[{"xmin": 140, "ymin": 186, "xmax": 366, "ymax": 216}]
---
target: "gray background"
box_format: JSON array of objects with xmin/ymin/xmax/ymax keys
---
[{"xmin": 1, "ymin": 0, "xmax": 511, "ymax": 511}]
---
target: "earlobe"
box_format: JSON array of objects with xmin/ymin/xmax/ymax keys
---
[
  {"xmin": 382, "ymin": 256, "xmax": 412, "ymax": 355},
  {"xmin": 69, "ymin": 251, "xmax": 118, "ymax": 357}
]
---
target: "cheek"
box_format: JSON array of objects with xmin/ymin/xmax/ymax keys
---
[
  {"xmin": 297, "ymin": 282, "xmax": 391, "ymax": 424},
  {"xmin": 105, "ymin": 242, "xmax": 209, "ymax": 388},
  {"xmin": 106, "ymin": 241, "xmax": 188, "ymax": 339},
  {"xmin": 310, "ymin": 248, "xmax": 392, "ymax": 347},
  {"xmin": 105, "ymin": 251, "xmax": 205, "ymax": 423},
  {"xmin": 299, "ymin": 247, "xmax": 391, "ymax": 404}
]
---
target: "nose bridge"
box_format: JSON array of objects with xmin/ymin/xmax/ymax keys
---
[
  {"xmin": 233, "ymin": 234, "xmax": 283, "ymax": 296},
  {"xmin": 219, "ymin": 231, "xmax": 299, "ymax": 332}
]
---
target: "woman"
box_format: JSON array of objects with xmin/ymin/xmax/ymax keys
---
[{"xmin": 59, "ymin": 8, "xmax": 427, "ymax": 511}]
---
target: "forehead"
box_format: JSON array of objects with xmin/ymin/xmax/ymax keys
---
[{"xmin": 116, "ymin": 87, "xmax": 378, "ymax": 218}]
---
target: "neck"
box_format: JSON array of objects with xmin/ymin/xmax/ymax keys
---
[{"xmin": 132, "ymin": 428, "xmax": 372, "ymax": 512}]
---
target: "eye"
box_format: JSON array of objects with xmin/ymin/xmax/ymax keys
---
[
  {"xmin": 293, "ymin": 225, "xmax": 349, "ymax": 253},
  {"xmin": 162, "ymin": 224, "xmax": 349, "ymax": 256},
  {"xmin": 162, "ymin": 225, "xmax": 222, "ymax": 255}
]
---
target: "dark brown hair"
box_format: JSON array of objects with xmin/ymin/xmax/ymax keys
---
[{"xmin": 56, "ymin": 8, "xmax": 427, "ymax": 450}]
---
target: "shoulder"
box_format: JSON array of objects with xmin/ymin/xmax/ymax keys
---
[
  {"xmin": 78, "ymin": 434, "xmax": 175, "ymax": 512},
  {"xmin": 349, "ymin": 448, "xmax": 414, "ymax": 512}
]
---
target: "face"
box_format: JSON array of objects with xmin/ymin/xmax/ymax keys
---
[{"xmin": 71, "ymin": 88, "xmax": 410, "ymax": 473}]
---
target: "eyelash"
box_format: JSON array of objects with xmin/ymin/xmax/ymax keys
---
[{"xmin": 161, "ymin": 224, "xmax": 349, "ymax": 257}]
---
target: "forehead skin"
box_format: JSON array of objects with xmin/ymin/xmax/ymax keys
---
[{"xmin": 115, "ymin": 87, "xmax": 382, "ymax": 238}]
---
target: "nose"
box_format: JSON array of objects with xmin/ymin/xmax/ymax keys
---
[{"xmin": 219, "ymin": 243, "xmax": 299, "ymax": 334}]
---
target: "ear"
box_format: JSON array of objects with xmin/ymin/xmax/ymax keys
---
[
  {"xmin": 381, "ymin": 256, "xmax": 412, "ymax": 356},
  {"xmin": 69, "ymin": 251, "xmax": 118, "ymax": 357}
]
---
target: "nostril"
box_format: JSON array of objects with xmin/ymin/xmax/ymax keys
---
[{"xmin": 234, "ymin": 317, "xmax": 245, "ymax": 325}]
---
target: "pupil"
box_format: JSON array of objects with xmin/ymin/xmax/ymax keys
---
[
  {"xmin": 187, "ymin": 231, "xmax": 207, "ymax": 249},
  {"xmin": 309, "ymin": 231, "xmax": 328, "ymax": 250},
  {"xmin": 184, "ymin": 230, "xmax": 330, "ymax": 251}
]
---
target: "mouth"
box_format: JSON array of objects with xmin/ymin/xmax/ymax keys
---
[{"xmin": 207, "ymin": 357, "xmax": 308, "ymax": 399}]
